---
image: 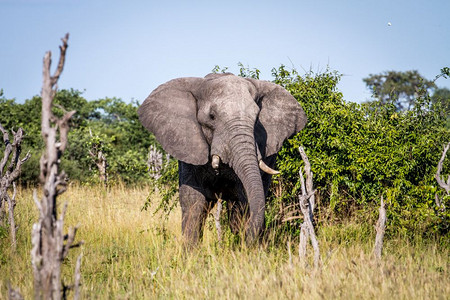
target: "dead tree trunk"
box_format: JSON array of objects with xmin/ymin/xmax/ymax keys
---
[
  {"xmin": 373, "ymin": 196, "xmax": 386, "ymax": 260},
  {"xmin": 31, "ymin": 33, "xmax": 82, "ymax": 300},
  {"xmin": 435, "ymin": 142, "xmax": 449, "ymax": 211},
  {"xmin": 88, "ymin": 129, "xmax": 108, "ymax": 187},
  {"xmin": 0, "ymin": 123, "xmax": 31, "ymax": 251},
  {"xmin": 297, "ymin": 146, "xmax": 321, "ymax": 269}
]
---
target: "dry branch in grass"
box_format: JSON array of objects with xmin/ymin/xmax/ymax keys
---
[
  {"xmin": 0, "ymin": 123, "xmax": 31, "ymax": 251},
  {"xmin": 31, "ymin": 33, "xmax": 82, "ymax": 300},
  {"xmin": 88, "ymin": 129, "xmax": 108, "ymax": 187},
  {"xmin": 435, "ymin": 142, "xmax": 449, "ymax": 211},
  {"xmin": 8, "ymin": 282, "xmax": 24, "ymax": 300},
  {"xmin": 373, "ymin": 196, "xmax": 386, "ymax": 260},
  {"xmin": 214, "ymin": 193, "xmax": 223, "ymax": 242},
  {"xmin": 297, "ymin": 146, "xmax": 321, "ymax": 269}
]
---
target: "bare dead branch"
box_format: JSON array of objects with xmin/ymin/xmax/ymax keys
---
[
  {"xmin": 31, "ymin": 223, "xmax": 42, "ymax": 299},
  {"xmin": 147, "ymin": 145, "xmax": 164, "ymax": 180},
  {"xmin": 32, "ymin": 33, "xmax": 82, "ymax": 300},
  {"xmin": 0, "ymin": 122, "xmax": 8, "ymax": 141},
  {"xmin": 59, "ymin": 202, "xmax": 68, "ymax": 222},
  {"xmin": 435, "ymin": 142, "xmax": 450, "ymax": 194},
  {"xmin": 373, "ymin": 196, "xmax": 387, "ymax": 260},
  {"xmin": 0, "ymin": 123, "xmax": 12, "ymax": 177},
  {"xmin": 214, "ymin": 193, "xmax": 223, "ymax": 242},
  {"xmin": 73, "ymin": 254, "xmax": 82, "ymax": 300},
  {"xmin": 298, "ymin": 146, "xmax": 315, "ymax": 214},
  {"xmin": 0, "ymin": 122, "xmax": 30, "ymax": 251},
  {"xmin": 281, "ymin": 215, "xmax": 303, "ymax": 223},
  {"xmin": 287, "ymin": 240, "xmax": 293, "ymax": 268},
  {"xmin": 298, "ymin": 223, "xmax": 308, "ymax": 260},
  {"xmin": 32, "ymin": 189, "xmax": 42, "ymax": 215},
  {"xmin": 58, "ymin": 110, "xmax": 76, "ymax": 152},
  {"xmin": 434, "ymin": 142, "xmax": 449, "ymax": 213},
  {"xmin": 62, "ymin": 225, "xmax": 79, "ymax": 259},
  {"xmin": 7, "ymin": 183, "xmax": 18, "ymax": 251},
  {"xmin": 51, "ymin": 33, "xmax": 69, "ymax": 86},
  {"xmin": 297, "ymin": 146, "xmax": 321, "ymax": 270},
  {"xmin": 88, "ymin": 132, "xmax": 108, "ymax": 187}
]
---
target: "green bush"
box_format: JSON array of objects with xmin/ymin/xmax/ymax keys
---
[
  {"xmin": 0, "ymin": 90, "xmax": 156, "ymax": 186},
  {"xmin": 272, "ymin": 65, "xmax": 450, "ymax": 236}
]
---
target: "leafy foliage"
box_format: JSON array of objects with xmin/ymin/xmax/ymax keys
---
[
  {"xmin": 0, "ymin": 90, "xmax": 156, "ymax": 185},
  {"xmin": 431, "ymin": 87, "xmax": 450, "ymax": 128},
  {"xmin": 273, "ymin": 65, "xmax": 450, "ymax": 236},
  {"xmin": 363, "ymin": 70, "xmax": 436, "ymax": 111}
]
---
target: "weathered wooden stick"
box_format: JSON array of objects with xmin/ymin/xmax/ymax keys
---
[
  {"xmin": 287, "ymin": 240, "xmax": 294, "ymax": 268},
  {"xmin": 73, "ymin": 254, "xmax": 82, "ymax": 300},
  {"xmin": 0, "ymin": 123, "xmax": 12, "ymax": 177},
  {"xmin": 0, "ymin": 123, "xmax": 30, "ymax": 250},
  {"xmin": 299, "ymin": 146, "xmax": 315, "ymax": 215},
  {"xmin": 435, "ymin": 142, "xmax": 449, "ymax": 212},
  {"xmin": 373, "ymin": 196, "xmax": 387, "ymax": 260},
  {"xmin": 298, "ymin": 222, "xmax": 308, "ymax": 261},
  {"xmin": 214, "ymin": 193, "xmax": 223, "ymax": 242},
  {"xmin": 298, "ymin": 146, "xmax": 321, "ymax": 269},
  {"xmin": 88, "ymin": 129, "xmax": 108, "ymax": 186},
  {"xmin": 7, "ymin": 183, "xmax": 17, "ymax": 251}
]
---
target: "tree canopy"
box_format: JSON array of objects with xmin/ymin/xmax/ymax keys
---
[{"xmin": 363, "ymin": 70, "xmax": 436, "ymax": 111}]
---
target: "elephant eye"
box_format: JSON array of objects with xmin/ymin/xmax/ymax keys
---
[{"xmin": 209, "ymin": 113, "xmax": 215, "ymax": 120}]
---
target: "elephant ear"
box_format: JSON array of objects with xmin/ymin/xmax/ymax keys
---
[
  {"xmin": 247, "ymin": 78, "xmax": 307, "ymax": 157},
  {"xmin": 138, "ymin": 77, "xmax": 209, "ymax": 165}
]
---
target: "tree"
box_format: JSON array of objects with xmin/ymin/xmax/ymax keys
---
[
  {"xmin": 363, "ymin": 70, "xmax": 436, "ymax": 111},
  {"xmin": 31, "ymin": 33, "xmax": 82, "ymax": 300},
  {"xmin": 0, "ymin": 124, "xmax": 30, "ymax": 251}
]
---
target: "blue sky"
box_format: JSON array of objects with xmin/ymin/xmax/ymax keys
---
[{"xmin": 1, "ymin": 0, "xmax": 449, "ymax": 104}]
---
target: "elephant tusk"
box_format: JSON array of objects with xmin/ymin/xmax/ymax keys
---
[
  {"xmin": 212, "ymin": 155, "xmax": 220, "ymax": 169},
  {"xmin": 259, "ymin": 160, "xmax": 280, "ymax": 175}
]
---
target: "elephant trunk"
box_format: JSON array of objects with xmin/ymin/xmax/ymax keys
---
[{"xmin": 225, "ymin": 123, "xmax": 266, "ymax": 243}]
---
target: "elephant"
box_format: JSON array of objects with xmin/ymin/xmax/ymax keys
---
[{"xmin": 138, "ymin": 73, "xmax": 307, "ymax": 244}]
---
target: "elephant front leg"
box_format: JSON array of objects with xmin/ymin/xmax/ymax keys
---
[{"xmin": 180, "ymin": 184, "xmax": 209, "ymax": 245}]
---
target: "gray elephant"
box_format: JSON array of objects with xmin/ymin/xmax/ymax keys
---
[{"xmin": 138, "ymin": 73, "xmax": 307, "ymax": 244}]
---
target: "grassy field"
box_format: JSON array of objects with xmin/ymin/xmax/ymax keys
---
[{"xmin": 0, "ymin": 185, "xmax": 448, "ymax": 299}]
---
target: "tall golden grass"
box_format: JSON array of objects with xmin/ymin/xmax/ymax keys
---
[{"xmin": 1, "ymin": 185, "xmax": 448, "ymax": 299}]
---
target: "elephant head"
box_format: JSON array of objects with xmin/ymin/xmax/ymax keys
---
[{"xmin": 138, "ymin": 73, "xmax": 307, "ymax": 241}]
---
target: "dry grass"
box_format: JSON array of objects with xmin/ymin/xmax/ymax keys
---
[{"xmin": 0, "ymin": 185, "xmax": 448, "ymax": 299}]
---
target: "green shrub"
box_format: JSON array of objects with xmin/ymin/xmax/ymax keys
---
[{"xmin": 272, "ymin": 65, "xmax": 450, "ymax": 236}]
